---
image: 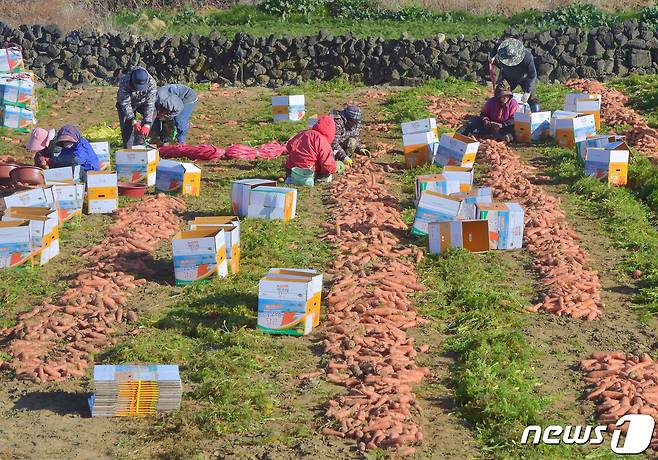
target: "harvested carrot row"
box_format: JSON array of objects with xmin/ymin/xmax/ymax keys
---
[
  {"xmin": 424, "ymin": 96, "xmax": 471, "ymax": 129},
  {"xmin": 320, "ymin": 144, "xmax": 429, "ymax": 456},
  {"xmin": 581, "ymin": 352, "xmax": 658, "ymax": 449},
  {"xmin": 0, "ymin": 194, "xmax": 185, "ymax": 382},
  {"xmin": 479, "ymin": 139, "xmax": 604, "ymax": 320},
  {"xmin": 566, "ymin": 79, "xmax": 658, "ymax": 162}
]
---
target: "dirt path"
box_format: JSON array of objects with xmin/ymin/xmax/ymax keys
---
[{"xmin": 511, "ymin": 144, "xmax": 658, "ymax": 431}]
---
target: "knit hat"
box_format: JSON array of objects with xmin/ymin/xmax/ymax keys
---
[
  {"xmin": 496, "ymin": 38, "xmax": 525, "ymax": 67},
  {"xmin": 344, "ymin": 105, "xmax": 362, "ymax": 121},
  {"xmin": 26, "ymin": 127, "xmax": 56, "ymax": 151},
  {"xmin": 494, "ymin": 81, "xmax": 513, "ymax": 98},
  {"xmin": 130, "ymin": 67, "xmax": 150, "ymax": 92}
]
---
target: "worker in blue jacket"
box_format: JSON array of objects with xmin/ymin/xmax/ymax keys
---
[
  {"xmin": 51, "ymin": 125, "xmax": 100, "ymax": 172},
  {"xmin": 151, "ymin": 84, "xmax": 198, "ymax": 145}
]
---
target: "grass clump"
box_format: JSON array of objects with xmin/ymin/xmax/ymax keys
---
[{"xmin": 609, "ymin": 74, "xmax": 658, "ymax": 128}]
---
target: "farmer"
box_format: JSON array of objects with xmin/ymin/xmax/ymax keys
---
[
  {"xmin": 459, "ymin": 82, "xmax": 519, "ymax": 143},
  {"xmin": 151, "ymin": 84, "xmax": 198, "ymax": 146},
  {"xmin": 490, "ymin": 38, "xmax": 539, "ymax": 113},
  {"xmin": 331, "ymin": 105, "xmax": 368, "ymax": 167},
  {"xmin": 285, "ymin": 115, "xmax": 339, "ymax": 182},
  {"xmin": 27, "ymin": 127, "xmax": 57, "ymax": 168},
  {"xmin": 48, "ymin": 125, "xmax": 100, "ymax": 172},
  {"xmin": 116, "ymin": 66, "xmax": 157, "ymax": 148}
]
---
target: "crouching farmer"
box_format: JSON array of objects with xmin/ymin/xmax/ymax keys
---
[
  {"xmin": 285, "ymin": 116, "xmax": 338, "ymax": 184},
  {"xmin": 459, "ymin": 82, "xmax": 519, "ymax": 143},
  {"xmin": 331, "ymin": 105, "xmax": 368, "ymax": 167},
  {"xmin": 151, "ymin": 84, "xmax": 198, "ymax": 146}
]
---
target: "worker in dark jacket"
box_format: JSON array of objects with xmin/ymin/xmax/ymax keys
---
[
  {"xmin": 116, "ymin": 66, "xmax": 157, "ymax": 148},
  {"xmin": 331, "ymin": 105, "xmax": 368, "ymax": 167},
  {"xmin": 490, "ymin": 38, "xmax": 540, "ymax": 112},
  {"xmin": 151, "ymin": 84, "xmax": 198, "ymax": 145}
]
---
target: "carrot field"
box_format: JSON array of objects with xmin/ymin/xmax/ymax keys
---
[{"xmin": 0, "ymin": 74, "xmax": 657, "ymax": 459}]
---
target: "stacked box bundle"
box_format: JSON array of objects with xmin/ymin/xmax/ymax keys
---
[
  {"xmin": 189, "ymin": 216, "xmax": 241, "ymax": 274},
  {"xmin": 156, "ymin": 160, "xmax": 201, "ymax": 196},
  {"xmin": 272, "ymin": 95, "xmax": 305, "ymax": 122},
  {"xmin": 172, "ymin": 227, "xmax": 228, "ymax": 285},
  {"xmin": 565, "ymin": 93, "xmax": 602, "ymax": 131},
  {"xmin": 0, "ymin": 45, "xmax": 37, "ymax": 132},
  {"xmin": 401, "ymin": 118, "xmax": 438, "ymax": 168},
  {"xmin": 86, "ymin": 171, "xmax": 118, "ymax": 214},
  {"xmin": 257, "ymin": 268, "xmax": 323, "ymax": 336},
  {"xmin": 514, "ymin": 111, "xmax": 551, "ymax": 144},
  {"xmin": 88, "ymin": 364, "xmax": 182, "ymax": 417},
  {"xmin": 230, "ymin": 179, "xmax": 277, "ymax": 217}
]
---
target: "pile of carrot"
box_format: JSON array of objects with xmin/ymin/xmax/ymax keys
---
[
  {"xmin": 581, "ymin": 352, "xmax": 658, "ymax": 447},
  {"xmin": 479, "ymin": 139, "xmax": 604, "ymax": 320},
  {"xmin": 424, "ymin": 96, "xmax": 471, "ymax": 129},
  {"xmin": 316, "ymin": 152, "xmax": 429, "ymax": 456},
  {"xmin": 0, "ymin": 194, "xmax": 185, "ymax": 382},
  {"xmin": 364, "ymin": 122, "xmax": 394, "ymax": 134},
  {"xmin": 566, "ymin": 79, "xmax": 658, "ymax": 161}
]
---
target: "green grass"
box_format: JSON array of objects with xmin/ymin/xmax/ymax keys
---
[
  {"xmin": 539, "ymin": 144, "xmax": 658, "ymax": 316},
  {"xmin": 536, "ymin": 82, "xmax": 569, "ymax": 113},
  {"xmin": 99, "ymin": 157, "xmax": 331, "ymax": 446},
  {"xmin": 383, "ymin": 78, "xmax": 483, "ymax": 130}
]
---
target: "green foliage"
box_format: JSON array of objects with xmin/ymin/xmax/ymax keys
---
[
  {"xmin": 540, "ymin": 3, "xmax": 611, "ymax": 28},
  {"xmin": 327, "ymin": 0, "xmax": 379, "ymax": 20},
  {"xmin": 260, "ymin": 0, "xmax": 326, "ymax": 20},
  {"xmin": 536, "ymin": 81, "xmax": 570, "ymax": 113},
  {"xmin": 609, "ymin": 74, "xmax": 658, "ymax": 128},
  {"xmin": 640, "ymin": 6, "xmax": 658, "ymax": 29},
  {"xmin": 628, "ymin": 155, "xmax": 658, "ymax": 212}
]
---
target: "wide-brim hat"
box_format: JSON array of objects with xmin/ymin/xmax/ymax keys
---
[
  {"xmin": 496, "ymin": 38, "xmax": 525, "ymax": 67},
  {"xmin": 26, "ymin": 127, "xmax": 56, "ymax": 151}
]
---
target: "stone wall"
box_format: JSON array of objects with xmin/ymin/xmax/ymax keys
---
[{"xmin": 1, "ymin": 19, "xmax": 657, "ymax": 89}]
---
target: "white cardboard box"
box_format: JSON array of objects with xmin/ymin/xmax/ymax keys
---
[
  {"xmin": 86, "ymin": 171, "xmax": 118, "ymax": 214},
  {"xmin": 247, "ymin": 186, "xmax": 297, "ymax": 222},
  {"xmin": 115, "ymin": 148, "xmax": 158, "ymax": 186},
  {"xmin": 231, "ymin": 179, "xmax": 277, "ymax": 217},
  {"xmin": 172, "ymin": 228, "xmax": 228, "ymax": 285}
]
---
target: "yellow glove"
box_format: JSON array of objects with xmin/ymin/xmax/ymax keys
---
[
  {"xmin": 359, "ymin": 147, "xmax": 370, "ymax": 156},
  {"xmin": 344, "ymin": 157, "xmax": 354, "ymax": 168}
]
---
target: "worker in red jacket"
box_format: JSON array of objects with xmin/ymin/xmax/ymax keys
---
[{"xmin": 285, "ymin": 115, "xmax": 339, "ymax": 180}]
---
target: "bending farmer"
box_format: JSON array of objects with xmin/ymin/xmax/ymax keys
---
[
  {"xmin": 331, "ymin": 105, "xmax": 368, "ymax": 167},
  {"xmin": 116, "ymin": 66, "xmax": 157, "ymax": 148},
  {"xmin": 285, "ymin": 116, "xmax": 337, "ymax": 181},
  {"xmin": 490, "ymin": 38, "xmax": 539, "ymax": 112},
  {"xmin": 49, "ymin": 125, "xmax": 100, "ymax": 172},
  {"xmin": 151, "ymin": 84, "xmax": 198, "ymax": 146},
  {"xmin": 27, "ymin": 127, "xmax": 56, "ymax": 168},
  {"xmin": 459, "ymin": 82, "xmax": 519, "ymax": 143}
]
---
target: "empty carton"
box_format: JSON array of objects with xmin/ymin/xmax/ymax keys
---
[
  {"xmin": 189, "ymin": 216, "xmax": 241, "ymax": 274},
  {"xmin": 584, "ymin": 143, "xmax": 630, "ymax": 186},
  {"xmin": 172, "ymin": 228, "xmax": 228, "ymax": 285},
  {"xmin": 411, "ymin": 191, "xmax": 462, "ymax": 237},
  {"xmin": 86, "ymin": 171, "xmax": 118, "ymax": 214},
  {"xmin": 476, "ymin": 202, "xmax": 525, "ymax": 250},
  {"xmin": 565, "ymin": 93, "xmax": 602, "ymax": 130},
  {"xmin": 231, "ymin": 179, "xmax": 277, "ymax": 217},
  {"xmin": 414, "ymin": 174, "xmax": 460, "ymax": 203},
  {"xmin": 554, "ymin": 113, "xmax": 596, "ymax": 148},
  {"xmin": 0, "ymin": 220, "xmax": 32, "ymax": 268},
  {"xmin": 433, "ymin": 133, "xmax": 479, "ymax": 169},
  {"xmin": 156, "ymin": 160, "xmax": 201, "ymax": 196},
  {"xmin": 428, "ymin": 220, "xmax": 490, "ymax": 254},
  {"xmin": 247, "ymin": 186, "xmax": 297, "ymax": 222},
  {"xmin": 514, "ymin": 111, "xmax": 551, "ymax": 144},
  {"xmin": 115, "ymin": 148, "xmax": 158, "ymax": 186}
]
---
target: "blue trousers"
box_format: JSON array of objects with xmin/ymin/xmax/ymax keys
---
[{"xmin": 152, "ymin": 101, "xmax": 196, "ymax": 144}]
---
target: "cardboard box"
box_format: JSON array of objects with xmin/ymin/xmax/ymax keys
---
[
  {"xmin": 401, "ymin": 118, "xmax": 438, "ymax": 136},
  {"xmin": 428, "ymin": 220, "xmax": 490, "ymax": 254},
  {"xmin": 514, "ymin": 111, "xmax": 551, "ymax": 144},
  {"xmin": 576, "ymin": 134, "xmax": 626, "ymax": 164},
  {"xmin": 0, "ymin": 46, "xmax": 24, "ymax": 73},
  {"xmin": 584, "ymin": 143, "xmax": 630, "ymax": 186},
  {"xmin": 403, "ymin": 131, "xmax": 437, "ymax": 150},
  {"xmin": 554, "ymin": 114, "xmax": 596, "ymax": 149},
  {"xmin": 0, "ymin": 220, "xmax": 32, "ymax": 268},
  {"xmin": 550, "ymin": 110, "xmax": 579, "ymax": 138},
  {"xmin": 565, "ymin": 93, "xmax": 602, "ymax": 130},
  {"xmin": 3, "ymin": 207, "xmax": 59, "ymax": 265},
  {"xmin": 90, "ymin": 141, "xmax": 111, "ymax": 171},
  {"xmin": 257, "ymin": 274, "xmax": 318, "ymax": 336},
  {"xmin": 189, "ymin": 216, "xmax": 241, "ymax": 274},
  {"xmin": 404, "ymin": 145, "xmax": 432, "ymax": 169},
  {"xmin": 231, "ymin": 179, "xmax": 277, "ymax": 217},
  {"xmin": 0, "ymin": 73, "xmax": 35, "ymax": 109},
  {"xmin": 247, "ymin": 186, "xmax": 297, "ymax": 222},
  {"xmin": 2, "ymin": 105, "xmax": 35, "ymax": 132},
  {"xmin": 267, "ymin": 268, "xmax": 323, "ymax": 327},
  {"xmin": 172, "ymin": 228, "xmax": 228, "ymax": 285},
  {"xmin": 415, "ymin": 174, "xmax": 460, "ymax": 203},
  {"xmin": 0, "ymin": 187, "xmax": 52, "ymax": 210},
  {"xmin": 449, "ymin": 187, "xmax": 493, "ymax": 220},
  {"xmin": 476, "ymin": 202, "xmax": 525, "ymax": 250},
  {"xmin": 433, "ymin": 133, "xmax": 479, "ymax": 169},
  {"xmin": 43, "ymin": 165, "xmax": 82, "ymax": 184},
  {"xmin": 442, "ymin": 166, "xmax": 474, "ymax": 192},
  {"xmin": 156, "ymin": 160, "xmax": 201, "ymax": 196},
  {"xmin": 411, "ymin": 191, "xmax": 462, "ymax": 237},
  {"xmin": 52, "ymin": 183, "xmax": 85, "ymax": 223},
  {"xmin": 272, "ymin": 95, "xmax": 305, "ymax": 122},
  {"xmin": 86, "ymin": 171, "xmax": 118, "ymax": 214},
  {"xmin": 115, "ymin": 148, "xmax": 158, "ymax": 186}
]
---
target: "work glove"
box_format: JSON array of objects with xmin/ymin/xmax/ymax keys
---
[
  {"xmin": 344, "ymin": 157, "xmax": 354, "ymax": 168},
  {"xmin": 335, "ymin": 161, "xmax": 345, "ymax": 174},
  {"xmin": 358, "ymin": 147, "xmax": 370, "ymax": 156},
  {"xmin": 140, "ymin": 123, "xmax": 151, "ymax": 136}
]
